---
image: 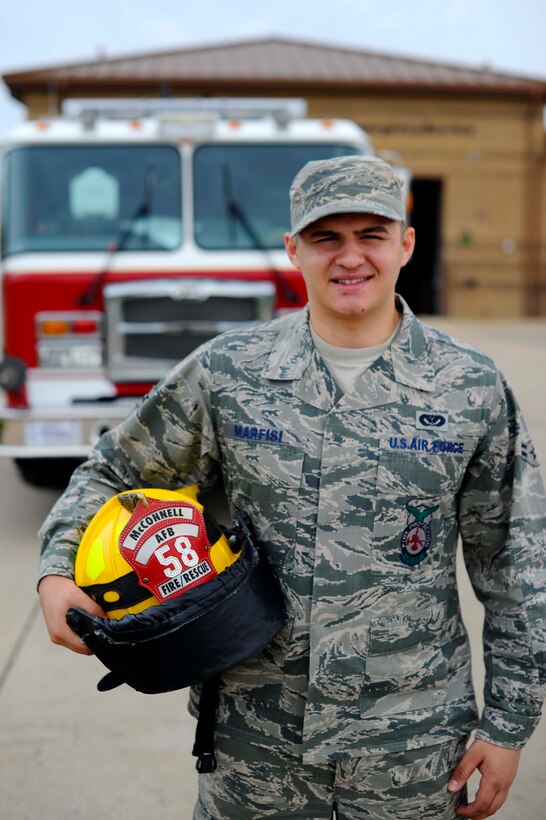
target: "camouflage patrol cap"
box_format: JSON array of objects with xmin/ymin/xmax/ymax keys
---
[{"xmin": 289, "ymin": 155, "xmax": 405, "ymax": 236}]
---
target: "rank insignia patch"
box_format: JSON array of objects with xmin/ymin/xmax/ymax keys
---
[
  {"xmin": 415, "ymin": 411, "xmax": 449, "ymax": 431},
  {"xmin": 400, "ymin": 503, "xmax": 439, "ymax": 566},
  {"xmin": 521, "ymin": 436, "xmax": 539, "ymax": 468}
]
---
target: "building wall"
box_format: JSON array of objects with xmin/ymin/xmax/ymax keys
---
[{"xmin": 19, "ymin": 85, "xmax": 546, "ymax": 317}]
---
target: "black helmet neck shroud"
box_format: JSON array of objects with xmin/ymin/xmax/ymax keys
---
[{"xmin": 67, "ymin": 512, "xmax": 285, "ymax": 694}]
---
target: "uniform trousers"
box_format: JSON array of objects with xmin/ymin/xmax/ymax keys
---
[{"xmin": 193, "ymin": 730, "xmax": 469, "ymax": 819}]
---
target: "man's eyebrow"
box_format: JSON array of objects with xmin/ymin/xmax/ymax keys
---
[
  {"xmin": 306, "ymin": 224, "xmax": 390, "ymax": 239},
  {"xmin": 306, "ymin": 228, "xmax": 340, "ymax": 239},
  {"xmin": 355, "ymin": 224, "xmax": 390, "ymax": 235}
]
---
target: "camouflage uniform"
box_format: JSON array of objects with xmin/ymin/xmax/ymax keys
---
[
  {"xmin": 40, "ymin": 300, "xmax": 546, "ymax": 744},
  {"xmin": 194, "ymin": 731, "xmax": 468, "ymax": 818},
  {"xmin": 39, "ymin": 154, "xmax": 546, "ymax": 817}
]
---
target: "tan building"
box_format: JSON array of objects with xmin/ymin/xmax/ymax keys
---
[{"xmin": 3, "ymin": 36, "xmax": 546, "ymax": 317}]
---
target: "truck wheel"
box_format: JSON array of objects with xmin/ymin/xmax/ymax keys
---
[{"xmin": 15, "ymin": 458, "xmax": 84, "ymax": 489}]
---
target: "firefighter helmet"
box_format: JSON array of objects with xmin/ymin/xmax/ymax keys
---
[
  {"xmin": 68, "ymin": 487, "xmax": 286, "ymax": 695},
  {"xmin": 75, "ymin": 485, "xmax": 239, "ymax": 620}
]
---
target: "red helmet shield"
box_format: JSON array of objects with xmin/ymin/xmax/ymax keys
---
[{"xmin": 119, "ymin": 496, "xmax": 218, "ymax": 602}]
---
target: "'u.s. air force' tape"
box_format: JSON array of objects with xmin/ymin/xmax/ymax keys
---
[{"xmin": 386, "ymin": 435, "xmax": 468, "ymax": 456}]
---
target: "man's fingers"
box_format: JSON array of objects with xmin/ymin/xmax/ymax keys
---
[
  {"xmin": 487, "ymin": 789, "xmax": 509, "ymax": 817},
  {"xmin": 51, "ymin": 628, "xmax": 94, "ymax": 655},
  {"xmin": 453, "ymin": 740, "xmax": 519, "ymax": 818},
  {"xmin": 38, "ymin": 574, "xmax": 106, "ymax": 654},
  {"xmin": 456, "ymin": 783, "xmax": 495, "ymax": 818},
  {"xmin": 456, "ymin": 789, "xmax": 508, "ymax": 819},
  {"xmin": 456, "ymin": 781, "xmax": 510, "ymax": 818},
  {"xmin": 448, "ymin": 744, "xmax": 483, "ymax": 792}
]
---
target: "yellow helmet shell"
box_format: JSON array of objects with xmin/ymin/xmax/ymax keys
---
[{"xmin": 75, "ymin": 486, "xmax": 239, "ymax": 620}]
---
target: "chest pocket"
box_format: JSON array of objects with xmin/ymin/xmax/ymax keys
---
[
  {"xmin": 220, "ymin": 433, "xmax": 306, "ymax": 576},
  {"xmin": 376, "ymin": 433, "xmax": 477, "ymax": 497},
  {"xmin": 371, "ymin": 432, "xmax": 478, "ymax": 578}
]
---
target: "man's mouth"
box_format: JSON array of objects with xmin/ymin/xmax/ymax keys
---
[{"xmin": 332, "ymin": 276, "xmax": 372, "ymax": 285}]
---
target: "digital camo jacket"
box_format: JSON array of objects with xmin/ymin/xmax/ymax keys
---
[{"xmin": 40, "ymin": 299, "xmax": 546, "ymax": 764}]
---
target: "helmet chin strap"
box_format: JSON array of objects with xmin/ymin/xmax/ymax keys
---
[{"xmin": 192, "ymin": 677, "xmax": 220, "ymax": 773}]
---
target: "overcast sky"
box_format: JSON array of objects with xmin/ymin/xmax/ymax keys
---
[{"xmin": 2, "ymin": 0, "xmax": 545, "ymax": 132}]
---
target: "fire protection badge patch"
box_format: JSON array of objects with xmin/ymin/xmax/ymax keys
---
[
  {"xmin": 119, "ymin": 496, "xmax": 217, "ymax": 602},
  {"xmin": 400, "ymin": 503, "xmax": 439, "ymax": 567}
]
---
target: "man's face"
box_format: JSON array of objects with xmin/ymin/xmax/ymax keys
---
[{"xmin": 285, "ymin": 212, "xmax": 415, "ymax": 344}]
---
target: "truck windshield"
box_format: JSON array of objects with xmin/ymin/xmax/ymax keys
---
[
  {"xmin": 193, "ymin": 143, "xmax": 362, "ymax": 250},
  {"xmin": 2, "ymin": 145, "xmax": 182, "ymax": 256}
]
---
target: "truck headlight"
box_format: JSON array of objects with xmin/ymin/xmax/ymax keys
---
[{"xmin": 36, "ymin": 311, "xmax": 104, "ymax": 370}]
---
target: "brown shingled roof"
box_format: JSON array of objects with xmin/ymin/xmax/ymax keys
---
[{"xmin": 4, "ymin": 36, "xmax": 546, "ymax": 99}]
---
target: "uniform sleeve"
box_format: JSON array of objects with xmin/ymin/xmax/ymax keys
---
[
  {"xmin": 38, "ymin": 345, "xmax": 220, "ymax": 581},
  {"xmin": 458, "ymin": 370, "xmax": 546, "ymax": 748}
]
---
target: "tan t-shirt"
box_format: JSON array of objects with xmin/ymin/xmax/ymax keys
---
[{"xmin": 310, "ymin": 321, "xmax": 401, "ymax": 394}]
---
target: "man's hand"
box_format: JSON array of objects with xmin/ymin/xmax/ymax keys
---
[
  {"xmin": 38, "ymin": 575, "xmax": 106, "ymax": 655},
  {"xmin": 448, "ymin": 738, "xmax": 521, "ymax": 818}
]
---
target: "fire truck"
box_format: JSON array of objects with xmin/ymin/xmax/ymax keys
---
[{"xmin": 0, "ymin": 98, "xmax": 410, "ymax": 486}]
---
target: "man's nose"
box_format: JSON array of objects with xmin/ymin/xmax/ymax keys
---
[{"xmin": 336, "ymin": 241, "xmax": 363, "ymax": 268}]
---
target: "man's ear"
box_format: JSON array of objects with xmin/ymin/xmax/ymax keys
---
[
  {"xmin": 401, "ymin": 226, "xmax": 416, "ymax": 268},
  {"xmin": 284, "ymin": 232, "xmax": 300, "ymax": 270}
]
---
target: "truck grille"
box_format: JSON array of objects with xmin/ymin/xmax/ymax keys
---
[{"xmin": 104, "ymin": 278, "xmax": 275, "ymax": 382}]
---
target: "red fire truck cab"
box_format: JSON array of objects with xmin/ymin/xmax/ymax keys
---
[{"xmin": 0, "ymin": 99, "xmax": 409, "ymax": 485}]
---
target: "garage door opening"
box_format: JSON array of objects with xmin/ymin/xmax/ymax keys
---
[{"xmin": 397, "ymin": 178, "xmax": 443, "ymax": 315}]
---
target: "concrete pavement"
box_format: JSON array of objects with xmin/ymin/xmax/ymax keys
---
[{"xmin": 1, "ymin": 317, "xmax": 545, "ymax": 819}]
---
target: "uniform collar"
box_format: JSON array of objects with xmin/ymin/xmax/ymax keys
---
[
  {"xmin": 263, "ymin": 307, "xmax": 315, "ymax": 381},
  {"xmin": 390, "ymin": 297, "xmax": 436, "ymax": 393},
  {"xmin": 263, "ymin": 308, "xmax": 338, "ymax": 411},
  {"xmin": 264, "ymin": 298, "xmax": 436, "ymax": 395}
]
